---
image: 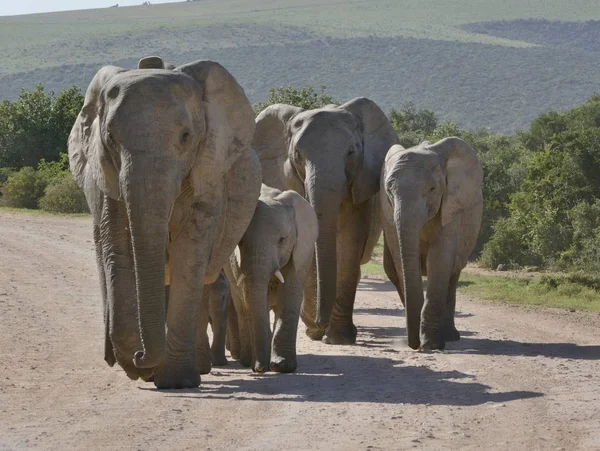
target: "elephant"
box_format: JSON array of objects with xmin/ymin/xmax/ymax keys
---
[
  {"xmin": 223, "ymin": 184, "xmax": 318, "ymax": 373},
  {"xmin": 380, "ymin": 137, "xmax": 483, "ymax": 351},
  {"xmin": 68, "ymin": 56, "xmax": 262, "ymax": 389},
  {"xmin": 252, "ymin": 98, "xmax": 400, "ymax": 345},
  {"xmin": 196, "ymin": 271, "xmax": 231, "ymax": 374}
]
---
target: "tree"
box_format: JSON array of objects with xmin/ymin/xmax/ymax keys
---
[
  {"xmin": 0, "ymin": 85, "xmax": 83, "ymax": 169},
  {"xmin": 254, "ymin": 85, "xmax": 336, "ymax": 114},
  {"xmin": 388, "ymin": 102, "xmax": 438, "ymax": 148}
]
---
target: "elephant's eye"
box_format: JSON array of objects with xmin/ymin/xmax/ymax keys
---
[
  {"xmin": 429, "ymin": 186, "xmax": 436, "ymax": 193},
  {"xmin": 278, "ymin": 236, "xmax": 286, "ymax": 246},
  {"xmin": 180, "ymin": 131, "xmax": 190, "ymax": 146}
]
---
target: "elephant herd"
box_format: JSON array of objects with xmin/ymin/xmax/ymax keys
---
[{"xmin": 68, "ymin": 56, "xmax": 483, "ymax": 389}]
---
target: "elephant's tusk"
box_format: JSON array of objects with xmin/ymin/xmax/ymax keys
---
[
  {"xmin": 234, "ymin": 246, "xmax": 242, "ymax": 268},
  {"xmin": 236, "ymin": 273, "xmax": 246, "ymax": 286},
  {"xmin": 274, "ymin": 270, "xmax": 285, "ymax": 284}
]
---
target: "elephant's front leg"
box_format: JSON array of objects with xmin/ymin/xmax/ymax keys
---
[
  {"xmin": 382, "ymin": 235, "xmax": 404, "ymax": 306},
  {"xmin": 421, "ymin": 221, "xmax": 459, "ymax": 350},
  {"xmin": 209, "ymin": 282, "xmax": 230, "ymax": 366},
  {"xmin": 443, "ymin": 272, "xmax": 461, "ymax": 342},
  {"xmin": 323, "ymin": 198, "xmax": 369, "ymax": 345},
  {"xmin": 271, "ymin": 265, "xmax": 304, "ymax": 373},
  {"xmin": 300, "ymin": 258, "xmax": 323, "ymax": 340},
  {"xmin": 226, "ymin": 301, "xmax": 241, "ymax": 359},
  {"xmin": 196, "ymin": 285, "xmax": 212, "ymax": 375},
  {"xmin": 153, "ymin": 216, "xmax": 217, "ymax": 389}
]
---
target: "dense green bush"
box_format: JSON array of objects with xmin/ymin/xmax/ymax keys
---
[
  {"xmin": 39, "ymin": 174, "xmax": 88, "ymax": 213},
  {"xmin": 0, "ymin": 167, "xmax": 15, "ymax": 196},
  {"xmin": 388, "ymin": 102, "xmax": 438, "ymax": 148},
  {"xmin": 1, "ymin": 167, "xmax": 46, "ymax": 209},
  {"xmin": 479, "ymin": 95, "xmax": 600, "ymax": 271},
  {"xmin": 0, "ymin": 85, "xmax": 83, "ymax": 169},
  {"xmin": 254, "ymin": 85, "xmax": 336, "ymax": 113}
]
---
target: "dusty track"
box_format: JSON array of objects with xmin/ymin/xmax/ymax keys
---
[{"xmin": 0, "ymin": 212, "xmax": 599, "ymax": 450}]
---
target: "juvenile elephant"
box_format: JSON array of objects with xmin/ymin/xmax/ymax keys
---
[
  {"xmin": 224, "ymin": 184, "xmax": 318, "ymax": 373},
  {"xmin": 380, "ymin": 137, "xmax": 483, "ymax": 351},
  {"xmin": 68, "ymin": 56, "xmax": 262, "ymax": 388},
  {"xmin": 252, "ymin": 98, "xmax": 399, "ymax": 345},
  {"xmin": 196, "ymin": 272, "xmax": 231, "ymax": 374}
]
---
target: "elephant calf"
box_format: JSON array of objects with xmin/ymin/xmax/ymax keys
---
[
  {"xmin": 224, "ymin": 184, "xmax": 318, "ymax": 373},
  {"xmin": 381, "ymin": 137, "xmax": 483, "ymax": 351}
]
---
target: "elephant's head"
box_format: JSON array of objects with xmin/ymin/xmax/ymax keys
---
[
  {"xmin": 69, "ymin": 57, "xmax": 255, "ymax": 376},
  {"xmin": 252, "ymin": 98, "xmax": 399, "ymax": 329},
  {"xmin": 231, "ymin": 184, "xmax": 318, "ymax": 371},
  {"xmin": 382, "ymin": 137, "xmax": 483, "ymax": 350}
]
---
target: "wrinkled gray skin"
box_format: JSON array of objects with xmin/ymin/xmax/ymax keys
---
[
  {"xmin": 68, "ymin": 56, "xmax": 261, "ymax": 389},
  {"xmin": 252, "ymin": 98, "xmax": 399, "ymax": 345},
  {"xmin": 196, "ymin": 272, "xmax": 231, "ymax": 373},
  {"xmin": 224, "ymin": 185, "xmax": 318, "ymax": 372},
  {"xmin": 380, "ymin": 137, "xmax": 483, "ymax": 350}
]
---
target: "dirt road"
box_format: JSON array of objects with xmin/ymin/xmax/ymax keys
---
[{"xmin": 0, "ymin": 212, "xmax": 599, "ymax": 450}]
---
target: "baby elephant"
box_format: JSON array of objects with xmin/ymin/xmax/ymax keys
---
[
  {"xmin": 196, "ymin": 272, "xmax": 231, "ymax": 374},
  {"xmin": 224, "ymin": 185, "xmax": 318, "ymax": 373}
]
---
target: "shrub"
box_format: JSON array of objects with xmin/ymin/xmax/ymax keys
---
[
  {"xmin": 0, "ymin": 167, "xmax": 15, "ymax": 195},
  {"xmin": 39, "ymin": 174, "xmax": 88, "ymax": 213},
  {"xmin": 479, "ymin": 217, "xmax": 541, "ymax": 269},
  {"xmin": 388, "ymin": 102, "xmax": 438, "ymax": 148},
  {"xmin": 254, "ymin": 85, "xmax": 336, "ymax": 114},
  {"xmin": 1, "ymin": 167, "xmax": 46, "ymax": 209}
]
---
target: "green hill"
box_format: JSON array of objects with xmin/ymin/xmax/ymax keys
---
[{"xmin": 2, "ymin": 0, "xmax": 600, "ymax": 132}]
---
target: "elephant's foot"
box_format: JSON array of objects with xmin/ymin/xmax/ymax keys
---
[
  {"xmin": 210, "ymin": 350, "xmax": 228, "ymax": 366},
  {"xmin": 252, "ymin": 361, "xmax": 269, "ymax": 374},
  {"xmin": 229, "ymin": 349, "xmax": 240, "ymax": 360},
  {"xmin": 305, "ymin": 326, "xmax": 326, "ymax": 341},
  {"xmin": 196, "ymin": 350, "xmax": 212, "ymax": 375},
  {"xmin": 153, "ymin": 362, "xmax": 201, "ymax": 389},
  {"xmin": 270, "ymin": 355, "xmax": 297, "ymax": 373},
  {"xmin": 239, "ymin": 353, "xmax": 252, "ymax": 368},
  {"xmin": 198, "ymin": 359, "xmax": 212, "ymax": 375},
  {"xmin": 322, "ymin": 324, "xmax": 357, "ymax": 345},
  {"xmin": 442, "ymin": 325, "xmax": 461, "ymax": 342},
  {"xmin": 418, "ymin": 331, "xmax": 445, "ymax": 351}
]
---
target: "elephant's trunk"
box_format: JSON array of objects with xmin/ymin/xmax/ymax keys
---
[
  {"xmin": 396, "ymin": 202, "xmax": 425, "ymax": 350},
  {"xmin": 123, "ymin": 173, "xmax": 172, "ymax": 370},
  {"xmin": 243, "ymin": 272, "xmax": 271, "ymax": 373},
  {"xmin": 306, "ymin": 167, "xmax": 344, "ymax": 331}
]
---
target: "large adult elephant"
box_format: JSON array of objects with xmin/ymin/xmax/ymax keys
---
[
  {"xmin": 252, "ymin": 98, "xmax": 399, "ymax": 344},
  {"xmin": 380, "ymin": 137, "xmax": 483, "ymax": 351},
  {"xmin": 68, "ymin": 56, "xmax": 262, "ymax": 389}
]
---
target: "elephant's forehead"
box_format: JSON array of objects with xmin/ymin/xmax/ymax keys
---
[
  {"xmin": 391, "ymin": 148, "xmax": 437, "ymax": 167},
  {"xmin": 252, "ymin": 199, "xmax": 291, "ymax": 227},
  {"xmin": 106, "ymin": 70, "xmax": 197, "ymax": 101},
  {"xmin": 292, "ymin": 108, "xmax": 356, "ymax": 133}
]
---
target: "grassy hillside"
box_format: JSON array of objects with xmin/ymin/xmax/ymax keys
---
[{"xmin": 2, "ymin": 0, "xmax": 600, "ymax": 132}]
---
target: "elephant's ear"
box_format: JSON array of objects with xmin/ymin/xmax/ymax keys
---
[
  {"xmin": 253, "ymin": 104, "xmax": 304, "ymax": 191},
  {"xmin": 138, "ymin": 56, "xmax": 165, "ymax": 69},
  {"xmin": 340, "ymin": 97, "xmax": 400, "ymax": 204},
  {"xmin": 277, "ymin": 189, "xmax": 318, "ymax": 271},
  {"xmin": 68, "ymin": 65, "xmax": 125, "ymax": 200},
  {"xmin": 427, "ymin": 137, "xmax": 483, "ymax": 227},
  {"xmin": 176, "ymin": 60, "xmax": 256, "ymax": 198}
]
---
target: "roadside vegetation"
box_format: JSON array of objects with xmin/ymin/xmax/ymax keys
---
[{"xmin": 2, "ymin": 83, "xmax": 600, "ymax": 311}]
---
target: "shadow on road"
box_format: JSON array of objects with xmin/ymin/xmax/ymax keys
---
[
  {"xmin": 163, "ymin": 354, "xmax": 541, "ymax": 406},
  {"xmin": 358, "ymin": 279, "xmax": 396, "ymax": 292},
  {"xmin": 451, "ymin": 337, "xmax": 600, "ymax": 360}
]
